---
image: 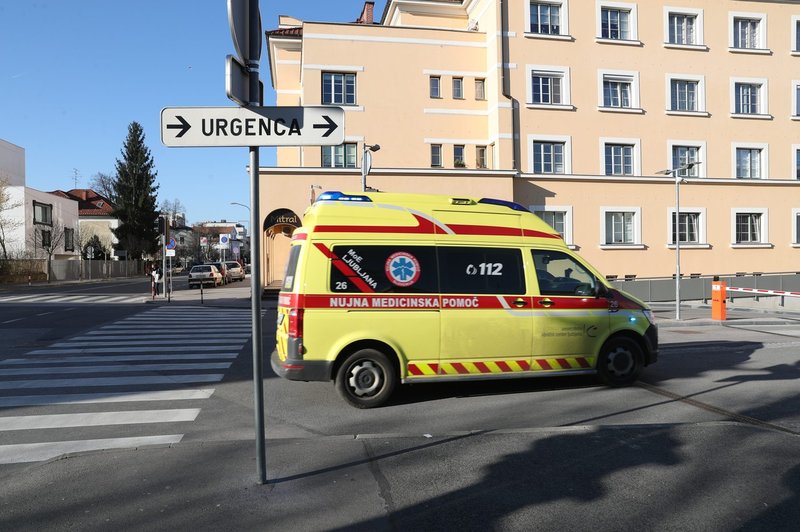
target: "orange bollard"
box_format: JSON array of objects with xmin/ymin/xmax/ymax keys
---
[{"xmin": 711, "ymin": 280, "xmax": 727, "ymax": 321}]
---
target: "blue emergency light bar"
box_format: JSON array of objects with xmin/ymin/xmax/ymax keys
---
[
  {"xmin": 316, "ymin": 191, "xmax": 373, "ymax": 202},
  {"xmin": 478, "ymin": 198, "xmax": 530, "ymax": 212}
]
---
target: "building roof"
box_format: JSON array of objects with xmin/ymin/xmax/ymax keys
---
[
  {"xmin": 266, "ymin": 27, "xmax": 302, "ymax": 37},
  {"xmin": 49, "ymin": 188, "xmax": 116, "ymax": 217}
]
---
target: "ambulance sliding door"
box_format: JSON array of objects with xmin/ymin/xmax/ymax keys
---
[
  {"xmin": 437, "ymin": 247, "xmax": 532, "ymax": 367},
  {"xmin": 530, "ymin": 249, "xmax": 610, "ymax": 358}
]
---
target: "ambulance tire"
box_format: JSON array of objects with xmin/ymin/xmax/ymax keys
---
[
  {"xmin": 597, "ymin": 336, "xmax": 643, "ymax": 387},
  {"xmin": 335, "ymin": 349, "xmax": 397, "ymax": 408}
]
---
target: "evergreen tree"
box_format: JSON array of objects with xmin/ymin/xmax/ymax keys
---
[{"xmin": 111, "ymin": 122, "xmax": 160, "ymax": 259}]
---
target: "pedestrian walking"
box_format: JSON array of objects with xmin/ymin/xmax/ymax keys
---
[{"xmin": 151, "ymin": 265, "xmax": 162, "ymax": 299}]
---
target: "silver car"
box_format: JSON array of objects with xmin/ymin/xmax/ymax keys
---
[
  {"xmin": 225, "ymin": 261, "xmax": 246, "ymax": 282},
  {"xmin": 188, "ymin": 265, "xmax": 223, "ymax": 288}
]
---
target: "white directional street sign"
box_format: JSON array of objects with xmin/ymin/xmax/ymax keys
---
[{"xmin": 160, "ymin": 106, "xmax": 344, "ymax": 147}]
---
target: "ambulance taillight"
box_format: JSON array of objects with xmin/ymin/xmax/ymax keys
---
[{"xmin": 288, "ymin": 308, "xmax": 304, "ymax": 338}]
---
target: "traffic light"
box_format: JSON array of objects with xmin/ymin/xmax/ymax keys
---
[{"xmin": 156, "ymin": 216, "xmax": 165, "ymax": 235}]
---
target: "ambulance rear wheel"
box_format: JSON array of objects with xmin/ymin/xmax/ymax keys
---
[
  {"xmin": 335, "ymin": 349, "xmax": 397, "ymax": 408},
  {"xmin": 597, "ymin": 337, "xmax": 643, "ymax": 387}
]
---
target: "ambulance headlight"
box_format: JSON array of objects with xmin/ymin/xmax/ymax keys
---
[{"xmin": 642, "ymin": 309, "xmax": 654, "ymax": 324}]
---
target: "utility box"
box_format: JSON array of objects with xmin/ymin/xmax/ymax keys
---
[{"xmin": 711, "ymin": 280, "xmax": 727, "ymax": 321}]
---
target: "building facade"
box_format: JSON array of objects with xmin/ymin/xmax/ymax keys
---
[{"xmin": 262, "ymin": 0, "xmax": 800, "ymax": 285}]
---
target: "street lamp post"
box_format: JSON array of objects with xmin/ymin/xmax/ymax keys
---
[
  {"xmin": 656, "ymin": 161, "xmax": 700, "ymax": 320},
  {"xmin": 361, "ymin": 143, "xmax": 380, "ymax": 192}
]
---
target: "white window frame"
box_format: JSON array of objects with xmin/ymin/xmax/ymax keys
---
[
  {"xmin": 792, "ymin": 16, "xmax": 800, "ymax": 55},
  {"xmin": 322, "ymin": 72, "xmax": 356, "ymax": 105},
  {"xmin": 527, "ymin": 134, "xmax": 572, "ymax": 175},
  {"xmin": 431, "ymin": 144, "xmax": 443, "ymax": 167},
  {"xmin": 475, "ymin": 78, "xmax": 486, "ymax": 100},
  {"xmin": 730, "ymin": 208, "xmax": 770, "ymax": 248},
  {"xmin": 600, "ymin": 137, "xmax": 641, "ymax": 176},
  {"xmin": 526, "ymin": 65, "xmax": 572, "ymax": 109},
  {"xmin": 666, "ymin": 207, "xmax": 708, "ymax": 248},
  {"xmin": 729, "ymin": 11, "xmax": 768, "ymax": 53},
  {"xmin": 792, "ymin": 208, "xmax": 800, "ymax": 247},
  {"xmin": 730, "ymin": 77, "xmax": 770, "ymax": 118},
  {"xmin": 598, "ymin": 69, "xmax": 641, "ymax": 112},
  {"xmin": 667, "ymin": 140, "xmax": 707, "ymax": 178},
  {"xmin": 793, "ymin": 144, "xmax": 800, "ymax": 180},
  {"xmin": 596, "ymin": 1, "xmax": 639, "ymax": 44},
  {"xmin": 430, "ymin": 76, "xmax": 441, "ymax": 98},
  {"xmin": 526, "ymin": 0, "xmax": 570, "ymax": 38},
  {"xmin": 663, "ymin": 7, "xmax": 704, "ymax": 49},
  {"xmin": 600, "ymin": 206, "xmax": 643, "ymax": 249},
  {"xmin": 452, "ymin": 77, "xmax": 464, "ymax": 99},
  {"xmin": 530, "ymin": 204, "xmax": 575, "ymax": 247},
  {"xmin": 732, "ymin": 142, "xmax": 769, "ymax": 179},
  {"xmin": 321, "ymin": 143, "xmax": 358, "ymax": 168},
  {"xmin": 665, "ymin": 74, "xmax": 706, "ymax": 115},
  {"xmin": 792, "ymin": 80, "xmax": 800, "ymax": 119}
]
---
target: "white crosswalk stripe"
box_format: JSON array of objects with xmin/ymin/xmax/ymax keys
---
[
  {"xmin": 0, "ymin": 293, "xmax": 147, "ymax": 304},
  {"xmin": 0, "ymin": 305, "xmax": 252, "ymax": 464}
]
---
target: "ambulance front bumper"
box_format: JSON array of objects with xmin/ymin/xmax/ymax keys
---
[{"xmin": 271, "ymin": 350, "xmax": 332, "ymax": 382}]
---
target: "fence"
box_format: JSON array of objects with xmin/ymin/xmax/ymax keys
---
[
  {"xmin": 0, "ymin": 258, "xmax": 144, "ymax": 283},
  {"xmin": 609, "ymin": 271, "xmax": 800, "ymax": 305}
]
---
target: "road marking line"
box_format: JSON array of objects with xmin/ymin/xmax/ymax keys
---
[
  {"xmin": 0, "ymin": 374, "xmax": 224, "ymax": 389},
  {"xmin": 69, "ymin": 333, "xmax": 250, "ymax": 341},
  {"xmin": 0, "ymin": 409, "xmax": 200, "ymax": 431},
  {"xmin": 2, "ymin": 318, "xmax": 24, "ymax": 324},
  {"xmin": 0, "ymin": 354, "xmax": 238, "ymax": 364},
  {"xmin": 0, "ymin": 362, "xmax": 232, "ymax": 376},
  {"xmin": 48, "ymin": 338, "xmax": 245, "ymax": 348},
  {"xmin": 0, "ymin": 435, "xmax": 184, "ymax": 464},
  {"xmin": 0, "ymin": 389, "xmax": 215, "ymax": 407},
  {"xmin": 26, "ymin": 346, "xmax": 243, "ymax": 354}
]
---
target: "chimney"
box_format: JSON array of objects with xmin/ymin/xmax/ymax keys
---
[{"xmin": 356, "ymin": 1, "xmax": 374, "ymax": 24}]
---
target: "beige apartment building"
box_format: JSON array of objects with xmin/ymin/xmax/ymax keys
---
[{"xmin": 261, "ymin": 0, "xmax": 800, "ymax": 284}]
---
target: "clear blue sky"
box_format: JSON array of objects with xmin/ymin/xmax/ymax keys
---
[{"xmin": 0, "ymin": 0, "xmax": 386, "ymax": 228}]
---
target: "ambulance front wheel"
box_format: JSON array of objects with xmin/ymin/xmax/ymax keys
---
[
  {"xmin": 335, "ymin": 349, "xmax": 397, "ymax": 408},
  {"xmin": 597, "ymin": 336, "xmax": 643, "ymax": 387}
]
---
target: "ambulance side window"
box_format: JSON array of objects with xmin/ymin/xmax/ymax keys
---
[
  {"xmin": 438, "ymin": 247, "xmax": 525, "ymax": 295},
  {"xmin": 531, "ymin": 249, "xmax": 596, "ymax": 296},
  {"xmin": 282, "ymin": 245, "xmax": 303, "ymax": 291},
  {"xmin": 329, "ymin": 245, "xmax": 438, "ymax": 293}
]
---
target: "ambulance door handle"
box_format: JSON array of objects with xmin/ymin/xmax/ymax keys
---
[
  {"xmin": 539, "ymin": 298, "xmax": 554, "ymax": 308},
  {"xmin": 513, "ymin": 298, "xmax": 528, "ymax": 308}
]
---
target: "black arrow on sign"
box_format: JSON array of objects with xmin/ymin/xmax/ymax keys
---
[
  {"xmin": 313, "ymin": 115, "xmax": 338, "ymax": 138},
  {"xmin": 167, "ymin": 115, "xmax": 191, "ymax": 138}
]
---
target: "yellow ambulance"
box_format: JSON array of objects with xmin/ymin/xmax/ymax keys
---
[{"xmin": 272, "ymin": 192, "xmax": 658, "ymax": 408}]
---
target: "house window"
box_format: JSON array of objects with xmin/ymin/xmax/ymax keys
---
[
  {"xmin": 734, "ymin": 83, "xmax": 761, "ymax": 114},
  {"xmin": 671, "ymin": 212, "xmax": 701, "ymax": 244},
  {"xmin": 430, "ymin": 76, "xmax": 441, "ymax": 98},
  {"xmin": 40, "ymin": 229, "xmax": 51, "ymax": 249},
  {"xmin": 735, "ymin": 147, "xmax": 763, "ymax": 179},
  {"xmin": 536, "ymin": 210, "xmax": 565, "ymax": 238},
  {"xmin": 453, "ymin": 78, "xmax": 464, "ymax": 99},
  {"xmin": 475, "ymin": 78, "xmax": 485, "ymax": 100},
  {"xmin": 322, "ymin": 143, "xmax": 357, "ymax": 168},
  {"xmin": 668, "ymin": 13, "xmax": 696, "ymax": 45},
  {"xmin": 600, "ymin": 7, "xmax": 630, "ymax": 40},
  {"xmin": 476, "ymin": 145, "xmax": 488, "ymax": 168},
  {"xmin": 64, "ymin": 228, "xmax": 75, "ymax": 252},
  {"xmin": 532, "ymin": 142, "xmax": 565, "ymax": 174},
  {"xmin": 735, "ymin": 213, "xmax": 763, "ymax": 243},
  {"xmin": 33, "ymin": 201, "xmax": 52, "ymax": 225},
  {"xmin": 794, "ymin": 83, "xmax": 800, "ymax": 116},
  {"xmin": 671, "ymin": 80, "xmax": 697, "ymax": 111},
  {"xmin": 179, "ymin": 236, "xmax": 185, "ymax": 245},
  {"xmin": 431, "ymin": 144, "xmax": 442, "ymax": 167},
  {"xmin": 322, "ymin": 72, "xmax": 356, "ymax": 105},
  {"xmin": 672, "ymin": 146, "xmax": 700, "ymax": 177},
  {"xmin": 531, "ymin": 72, "xmax": 562, "ymax": 104},
  {"xmin": 454, "ymin": 145, "xmax": 465, "ymax": 167},
  {"xmin": 733, "ymin": 17, "xmax": 761, "ymax": 49},
  {"xmin": 603, "ymin": 76, "xmax": 632, "ymax": 108},
  {"xmin": 604, "ymin": 144, "xmax": 634, "ymax": 175},
  {"xmin": 796, "ymin": 147, "xmax": 800, "ymax": 179},
  {"xmin": 793, "ymin": 209, "xmax": 800, "ymax": 244},
  {"xmin": 530, "ymin": 1, "xmax": 561, "ymax": 35},
  {"xmin": 605, "ymin": 211, "xmax": 635, "ymax": 244},
  {"xmin": 795, "ymin": 18, "xmax": 800, "ymax": 52}
]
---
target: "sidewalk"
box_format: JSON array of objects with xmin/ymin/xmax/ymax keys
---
[{"xmin": 650, "ymin": 302, "xmax": 800, "ymax": 328}]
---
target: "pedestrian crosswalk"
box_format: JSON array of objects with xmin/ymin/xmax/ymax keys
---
[
  {"xmin": 0, "ymin": 305, "xmax": 252, "ymax": 464},
  {"xmin": 0, "ymin": 293, "xmax": 147, "ymax": 304}
]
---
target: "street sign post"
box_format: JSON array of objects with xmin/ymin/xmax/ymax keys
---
[
  {"xmin": 160, "ymin": 106, "xmax": 344, "ymax": 147},
  {"xmin": 226, "ymin": 55, "xmax": 264, "ymax": 106}
]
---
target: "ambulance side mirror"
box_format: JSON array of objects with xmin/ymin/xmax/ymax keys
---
[{"xmin": 594, "ymin": 282, "xmax": 610, "ymax": 299}]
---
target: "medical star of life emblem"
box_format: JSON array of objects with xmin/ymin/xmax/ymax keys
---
[{"xmin": 385, "ymin": 252, "xmax": 421, "ymax": 287}]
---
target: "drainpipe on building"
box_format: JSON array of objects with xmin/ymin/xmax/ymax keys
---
[{"xmin": 499, "ymin": 0, "xmax": 520, "ymax": 175}]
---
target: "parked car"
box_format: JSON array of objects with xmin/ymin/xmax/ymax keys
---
[
  {"xmin": 225, "ymin": 261, "xmax": 245, "ymax": 282},
  {"xmin": 188, "ymin": 265, "xmax": 223, "ymax": 288},
  {"xmin": 207, "ymin": 262, "xmax": 230, "ymax": 284}
]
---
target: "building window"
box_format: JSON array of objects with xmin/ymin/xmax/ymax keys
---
[
  {"xmin": 603, "ymin": 76, "xmax": 632, "ymax": 108},
  {"xmin": 735, "ymin": 147, "xmax": 764, "ymax": 179},
  {"xmin": 795, "ymin": 147, "xmax": 800, "ymax": 179},
  {"xmin": 532, "ymin": 205, "xmax": 573, "ymax": 246},
  {"xmin": 671, "ymin": 80, "xmax": 697, "ymax": 111},
  {"xmin": 734, "ymin": 82, "xmax": 762, "ymax": 114},
  {"xmin": 605, "ymin": 211, "xmax": 635, "ymax": 244},
  {"xmin": 454, "ymin": 145, "xmax": 465, "ymax": 167},
  {"xmin": 532, "ymin": 142, "xmax": 565, "ymax": 174},
  {"xmin": 795, "ymin": 18, "xmax": 800, "ymax": 52},
  {"xmin": 734, "ymin": 213, "xmax": 764, "ymax": 244},
  {"xmin": 794, "ymin": 82, "xmax": 800, "ymax": 116},
  {"xmin": 475, "ymin": 78, "xmax": 485, "ymax": 100},
  {"xmin": 430, "ymin": 76, "xmax": 441, "ymax": 98},
  {"xmin": 530, "ymin": 2, "xmax": 561, "ymax": 35},
  {"xmin": 322, "ymin": 143, "xmax": 357, "ymax": 168},
  {"xmin": 600, "ymin": 7, "xmax": 630, "ymax": 40},
  {"xmin": 40, "ymin": 229, "xmax": 52, "ymax": 249},
  {"xmin": 732, "ymin": 17, "xmax": 761, "ymax": 49},
  {"xmin": 452, "ymin": 78, "xmax": 464, "ymax": 99},
  {"xmin": 671, "ymin": 212, "xmax": 700, "ymax": 244},
  {"xmin": 431, "ymin": 144, "xmax": 442, "ymax": 167},
  {"xmin": 668, "ymin": 13, "xmax": 696, "ymax": 45},
  {"xmin": 476, "ymin": 145, "xmax": 488, "ymax": 168},
  {"xmin": 672, "ymin": 146, "xmax": 701, "ymax": 177},
  {"xmin": 793, "ymin": 209, "xmax": 800, "ymax": 244},
  {"xmin": 531, "ymin": 72, "xmax": 562, "ymax": 104},
  {"xmin": 322, "ymin": 72, "xmax": 356, "ymax": 105},
  {"xmin": 33, "ymin": 201, "xmax": 52, "ymax": 225},
  {"xmin": 64, "ymin": 228, "xmax": 75, "ymax": 252},
  {"xmin": 604, "ymin": 144, "xmax": 633, "ymax": 175}
]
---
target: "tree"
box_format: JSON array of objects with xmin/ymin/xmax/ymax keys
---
[
  {"xmin": 160, "ymin": 198, "xmax": 186, "ymax": 226},
  {"xmin": 111, "ymin": 122, "xmax": 160, "ymax": 259},
  {"xmin": 0, "ymin": 177, "xmax": 23, "ymax": 260},
  {"xmin": 82, "ymin": 234, "xmax": 110, "ymax": 260},
  {"xmin": 29, "ymin": 219, "xmax": 67, "ymax": 282},
  {"xmin": 88, "ymin": 172, "xmax": 118, "ymax": 204}
]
